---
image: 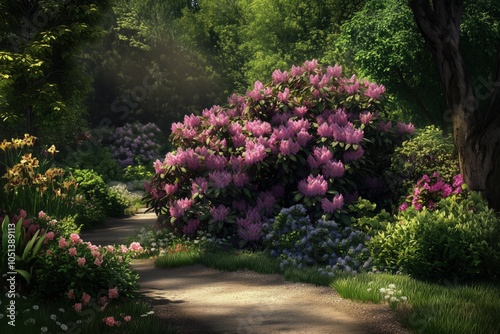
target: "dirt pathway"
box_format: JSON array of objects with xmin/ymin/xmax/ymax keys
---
[{"xmin": 81, "ymin": 213, "xmax": 412, "ymax": 334}]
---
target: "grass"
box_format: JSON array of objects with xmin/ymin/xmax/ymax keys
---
[
  {"xmin": 155, "ymin": 249, "xmax": 500, "ymax": 334},
  {"xmin": 0, "ymin": 293, "xmax": 176, "ymax": 334}
]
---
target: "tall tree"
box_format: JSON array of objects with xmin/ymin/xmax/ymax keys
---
[
  {"xmin": 408, "ymin": 0, "xmax": 500, "ymax": 210},
  {"xmin": 0, "ymin": 0, "xmax": 111, "ymax": 144}
]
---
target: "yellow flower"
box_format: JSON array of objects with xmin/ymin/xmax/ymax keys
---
[
  {"xmin": 0, "ymin": 139, "xmax": 10, "ymax": 151},
  {"xmin": 11, "ymin": 138, "xmax": 23, "ymax": 149},
  {"xmin": 47, "ymin": 145, "xmax": 59, "ymax": 155},
  {"xmin": 23, "ymin": 134, "xmax": 37, "ymax": 147}
]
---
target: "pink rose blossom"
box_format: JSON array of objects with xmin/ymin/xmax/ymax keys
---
[
  {"xmin": 77, "ymin": 257, "xmax": 86, "ymax": 266},
  {"xmin": 58, "ymin": 238, "xmax": 69, "ymax": 248},
  {"xmin": 105, "ymin": 316, "xmax": 115, "ymax": 327},
  {"xmin": 94, "ymin": 258, "xmax": 102, "ymax": 267},
  {"xmin": 70, "ymin": 233, "xmax": 82, "ymax": 244},
  {"xmin": 68, "ymin": 247, "xmax": 77, "ymax": 257},
  {"xmin": 124, "ymin": 316, "xmax": 132, "ymax": 322},
  {"xmin": 67, "ymin": 289, "xmax": 75, "ymax": 299},
  {"xmin": 82, "ymin": 292, "xmax": 91, "ymax": 305},
  {"xmin": 129, "ymin": 242, "xmax": 143, "ymax": 252},
  {"xmin": 73, "ymin": 303, "xmax": 82, "ymax": 313},
  {"xmin": 108, "ymin": 287, "xmax": 119, "ymax": 299}
]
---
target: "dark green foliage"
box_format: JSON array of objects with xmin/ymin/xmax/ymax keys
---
[
  {"xmin": 369, "ymin": 191, "xmax": 500, "ymax": 283},
  {"xmin": 386, "ymin": 125, "xmax": 459, "ymax": 204},
  {"xmin": 123, "ymin": 164, "xmax": 154, "ymax": 181},
  {"xmin": 64, "ymin": 141, "xmax": 122, "ymax": 182},
  {"xmin": 71, "ymin": 169, "xmax": 128, "ymax": 221}
]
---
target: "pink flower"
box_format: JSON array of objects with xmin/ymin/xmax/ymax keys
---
[
  {"xmin": 209, "ymin": 170, "xmax": 232, "ymax": 188},
  {"xmin": 326, "ymin": 64, "xmax": 342, "ymax": 78},
  {"xmin": 364, "ymin": 83, "xmax": 386, "ymax": 100},
  {"xmin": 343, "ymin": 147, "xmax": 365, "ymax": 162},
  {"xmin": 58, "ymin": 238, "xmax": 68, "ymax": 248},
  {"xmin": 73, "ymin": 303, "xmax": 82, "ymax": 313},
  {"xmin": 322, "ymin": 160, "xmax": 345, "ymax": 178},
  {"xmin": 321, "ymin": 194, "xmax": 344, "ymax": 213},
  {"xmin": 398, "ymin": 202, "xmax": 409, "ymax": 211},
  {"xmin": 45, "ymin": 231, "xmax": 54, "ymax": 242},
  {"xmin": 67, "ymin": 289, "xmax": 75, "ymax": 299},
  {"xmin": 211, "ymin": 205, "xmax": 230, "ymax": 222},
  {"xmin": 105, "ymin": 316, "xmax": 115, "ymax": 327},
  {"xmin": 378, "ymin": 121, "xmax": 392, "ymax": 132},
  {"xmin": 192, "ymin": 177, "xmax": 208, "ymax": 194},
  {"xmin": 359, "ymin": 111, "xmax": 373, "ymax": 124},
  {"xmin": 294, "ymin": 106, "xmax": 308, "ymax": 117},
  {"xmin": 397, "ymin": 122, "xmax": 415, "ymax": 135},
  {"xmin": 344, "ymin": 126, "xmax": 364, "ymax": 144},
  {"xmin": 20, "ymin": 209, "xmax": 27, "ymax": 219},
  {"xmin": 108, "ymin": 287, "xmax": 119, "ymax": 299},
  {"xmin": 153, "ymin": 159, "xmax": 166, "ymax": 174},
  {"xmin": 317, "ymin": 123, "xmax": 332, "ymax": 138},
  {"xmin": 290, "ymin": 64, "xmax": 304, "ymax": 76},
  {"xmin": 278, "ymin": 88, "xmax": 290, "ymax": 103},
  {"xmin": 296, "ymin": 130, "xmax": 313, "ymax": 146},
  {"xmin": 206, "ymin": 155, "xmax": 227, "ymax": 170},
  {"xmin": 68, "ymin": 247, "xmax": 77, "ymax": 257},
  {"xmin": 244, "ymin": 142, "xmax": 267, "ymax": 165},
  {"xmin": 245, "ymin": 120, "xmax": 272, "ymax": 137},
  {"xmin": 182, "ymin": 219, "xmax": 200, "ymax": 235},
  {"xmin": 124, "ymin": 316, "xmax": 132, "ymax": 322},
  {"xmin": 77, "ymin": 257, "xmax": 86, "ymax": 266},
  {"xmin": 94, "ymin": 258, "xmax": 102, "ymax": 267},
  {"xmin": 279, "ymin": 140, "xmax": 300, "ymax": 156},
  {"xmin": 233, "ymin": 172, "xmax": 249, "ymax": 187},
  {"xmin": 129, "ymin": 242, "xmax": 143, "ymax": 252},
  {"xmin": 164, "ymin": 183, "xmax": 178, "ymax": 195},
  {"xmin": 272, "ymin": 69, "xmax": 288, "ymax": 84},
  {"xmin": 82, "ymin": 292, "xmax": 91, "ymax": 305},
  {"xmin": 38, "ymin": 211, "xmax": 46, "ymax": 219},
  {"xmin": 298, "ymin": 174, "xmax": 328, "ymax": 197},
  {"xmin": 70, "ymin": 233, "xmax": 82, "ymax": 244},
  {"xmin": 303, "ymin": 59, "xmax": 318, "ymax": 72}
]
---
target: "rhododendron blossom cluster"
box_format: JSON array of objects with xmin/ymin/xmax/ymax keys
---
[{"xmin": 146, "ymin": 60, "xmax": 412, "ymax": 242}]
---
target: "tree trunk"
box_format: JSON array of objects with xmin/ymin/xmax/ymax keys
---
[{"xmin": 409, "ymin": 0, "xmax": 500, "ymax": 211}]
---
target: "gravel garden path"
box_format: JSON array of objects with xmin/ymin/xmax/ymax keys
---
[{"xmin": 81, "ymin": 211, "xmax": 412, "ymax": 334}]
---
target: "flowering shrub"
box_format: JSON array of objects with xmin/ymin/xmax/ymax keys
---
[
  {"xmin": 398, "ymin": 172, "xmax": 464, "ymax": 211},
  {"xmin": 377, "ymin": 283, "xmax": 408, "ymax": 310},
  {"xmin": 263, "ymin": 205, "xmax": 371, "ymax": 275},
  {"xmin": 108, "ymin": 122, "xmax": 163, "ymax": 167},
  {"xmin": 386, "ymin": 125, "xmax": 459, "ymax": 202},
  {"xmin": 35, "ymin": 236, "xmax": 142, "ymax": 300},
  {"xmin": 146, "ymin": 60, "xmax": 413, "ymax": 242},
  {"xmin": 0, "ymin": 134, "xmax": 78, "ymax": 218},
  {"xmin": 370, "ymin": 191, "xmax": 500, "ymax": 282}
]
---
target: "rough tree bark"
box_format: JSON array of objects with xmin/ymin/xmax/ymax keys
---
[{"xmin": 409, "ymin": 0, "xmax": 500, "ymax": 211}]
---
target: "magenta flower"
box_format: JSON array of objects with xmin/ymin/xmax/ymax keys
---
[
  {"xmin": 228, "ymin": 122, "xmax": 243, "ymax": 136},
  {"xmin": 183, "ymin": 113, "xmax": 201, "ymax": 128},
  {"xmin": 211, "ymin": 205, "xmax": 230, "ymax": 222},
  {"xmin": 322, "ymin": 160, "xmax": 345, "ymax": 178},
  {"xmin": 209, "ymin": 170, "xmax": 232, "ymax": 188},
  {"xmin": 279, "ymin": 140, "xmax": 300, "ymax": 156},
  {"xmin": 245, "ymin": 120, "xmax": 272, "ymax": 137},
  {"xmin": 169, "ymin": 201, "xmax": 185, "ymax": 218},
  {"xmin": 206, "ymin": 155, "xmax": 227, "ymax": 170},
  {"xmin": 290, "ymin": 64, "xmax": 304, "ymax": 76},
  {"xmin": 397, "ymin": 122, "xmax": 415, "ymax": 135},
  {"xmin": 192, "ymin": 177, "xmax": 208, "ymax": 194},
  {"xmin": 378, "ymin": 121, "xmax": 392, "ymax": 132},
  {"xmin": 359, "ymin": 111, "xmax": 373, "ymax": 124},
  {"xmin": 272, "ymin": 69, "xmax": 288, "ymax": 84},
  {"xmin": 326, "ymin": 64, "xmax": 342, "ymax": 78},
  {"xmin": 294, "ymin": 106, "xmax": 308, "ymax": 117},
  {"xmin": 364, "ymin": 83, "xmax": 386, "ymax": 100},
  {"xmin": 244, "ymin": 141, "xmax": 267, "ymax": 165},
  {"xmin": 321, "ymin": 194, "xmax": 344, "ymax": 213},
  {"xmin": 278, "ymin": 87, "xmax": 290, "ymax": 103},
  {"xmin": 298, "ymin": 174, "xmax": 328, "ymax": 197},
  {"xmin": 182, "ymin": 219, "xmax": 200, "ymax": 235},
  {"xmin": 303, "ymin": 59, "xmax": 318, "ymax": 72},
  {"xmin": 297, "ymin": 129, "xmax": 313, "ymax": 146},
  {"xmin": 343, "ymin": 147, "xmax": 365, "ymax": 162},
  {"xmin": 398, "ymin": 202, "xmax": 409, "ymax": 211},
  {"xmin": 344, "ymin": 125, "xmax": 364, "ymax": 144},
  {"xmin": 164, "ymin": 183, "xmax": 178, "ymax": 195},
  {"xmin": 233, "ymin": 172, "xmax": 249, "ymax": 187}
]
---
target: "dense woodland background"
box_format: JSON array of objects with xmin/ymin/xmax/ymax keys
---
[{"xmin": 1, "ymin": 0, "xmax": 498, "ymax": 144}]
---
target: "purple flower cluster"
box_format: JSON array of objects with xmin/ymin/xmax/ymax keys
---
[
  {"xmin": 146, "ymin": 60, "xmax": 413, "ymax": 241},
  {"xmin": 108, "ymin": 123, "xmax": 163, "ymax": 167},
  {"xmin": 263, "ymin": 205, "xmax": 371, "ymax": 274},
  {"xmin": 399, "ymin": 172, "xmax": 464, "ymax": 211}
]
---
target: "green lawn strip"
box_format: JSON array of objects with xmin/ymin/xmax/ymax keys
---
[
  {"xmin": 0, "ymin": 293, "xmax": 176, "ymax": 334},
  {"xmin": 155, "ymin": 249, "xmax": 500, "ymax": 334}
]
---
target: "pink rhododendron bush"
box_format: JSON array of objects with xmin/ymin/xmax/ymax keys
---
[{"xmin": 145, "ymin": 60, "xmax": 414, "ymax": 243}]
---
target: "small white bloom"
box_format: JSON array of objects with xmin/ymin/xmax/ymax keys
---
[
  {"xmin": 50, "ymin": 314, "xmax": 57, "ymax": 320},
  {"xmin": 367, "ymin": 288, "xmax": 372, "ymax": 292},
  {"xmin": 384, "ymin": 295, "xmax": 390, "ymax": 299},
  {"xmin": 379, "ymin": 288, "xmax": 386, "ymax": 293},
  {"xmin": 388, "ymin": 284, "xmax": 396, "ymax": 289},
  {"xmin": 23, "ymin": 308, "xmax": 31, "ymax": 313},
  {"xmin": 388, "ymin": 290, "xmax": 395, "ymax": 295},
  {"xmin": 401, "ymin": 296, "xmax": 408, "ymax": 301},
  {"xmin": 59, "ymin": 308, "xmax": 65, "ymax": 313},
  {"xmin": 56, "ymin": 321, "xmax": 61, "ymax": 326},
  {"xmin": 76, "ymin": 320, "xmax": 82, "ymax": 324},
  {"xmin": 33, "ymin": 305, "xmax": 39, "ymax": 310},
  {"xmin": 390, "ymin": 297, "xmax": 399, "ymax": 302},
  {"xmin": 147, "ymin": 311, "xmax": 155, "ymax": 315},
  {"xmin": 61, "ymin": 324, "xmax": 68, "ymax": 331},
  {"xmin": 0, "ymin": 313, "xmax": 4, "ymax": 319},
  {"xmin": 41, "ymin": 327, "xmax": 48, "ymax": 333}
]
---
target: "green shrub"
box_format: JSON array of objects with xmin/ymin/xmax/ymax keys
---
[
  {"xmin": 71, "ymin": 169, "xmax": 128, "ymax": 219},
  {"xmin": 73, "ymin": 195, "xmax": 107, "ymax": 228},
  {"xmin": 386, "ymin": 125, "xmax": 459, "ymax": 203},
  {"xmin": 123, "ymin": 164, "xmax": 154, "ymax": 181},
  {"xmin": 64, "ymin": 141, "xmax": 123, "ymax": 182},
  {"xmin": 369, "ymin": 191, "xmax": 500, "ymax": 283}
]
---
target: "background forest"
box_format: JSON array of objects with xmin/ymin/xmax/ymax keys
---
[{"xmin": 1, "ymin": 0, "xmax": 498, "ymax": 146}]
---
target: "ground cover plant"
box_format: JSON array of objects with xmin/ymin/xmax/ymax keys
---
[{"xmin": 145, "ymin": 60, "xmax": 414, "ymax": 244}]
